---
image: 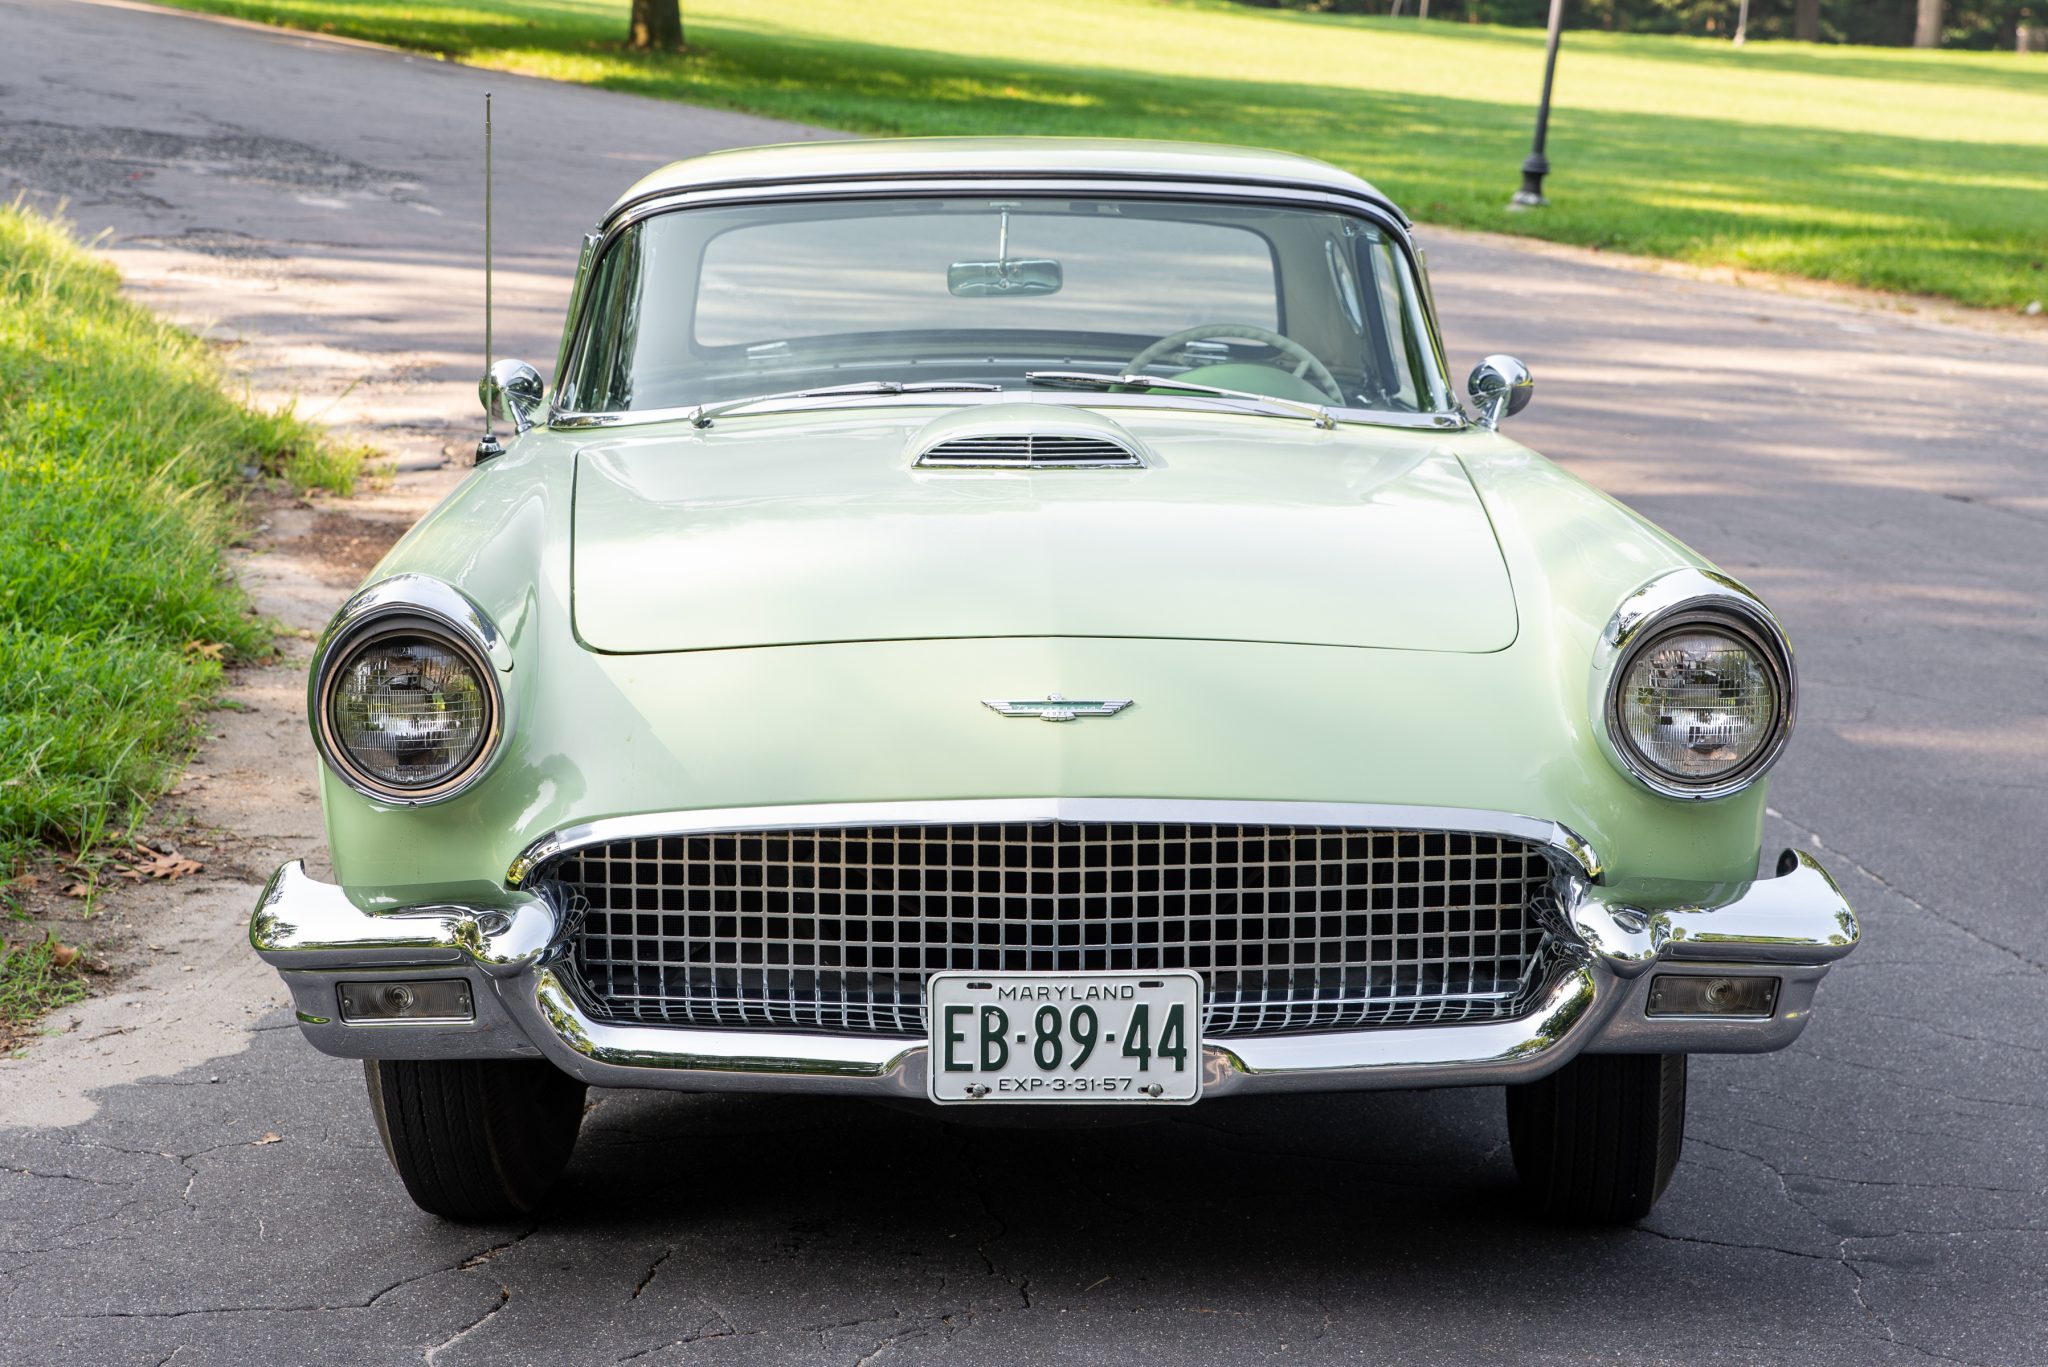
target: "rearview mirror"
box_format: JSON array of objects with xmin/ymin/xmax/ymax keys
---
[
  {"xmin": 947, "ymin": 258, "xmax": 1063, "ymax": 298},
  {"xmin": 480, "ymin": 358, "xmax": 545, "ymax": 434},
  {"xmin": 1467, "ymin": 354, "xmax": 1533, "ymax": 429}
]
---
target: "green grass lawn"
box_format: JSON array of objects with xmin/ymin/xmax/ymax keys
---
[
  {"xmin": 0, "ymin": 203, "xmax": 357, "ymax": 870},
  {"xmin": 160, "ymin": 0, "xmax": 2047, "ymax": 310}
]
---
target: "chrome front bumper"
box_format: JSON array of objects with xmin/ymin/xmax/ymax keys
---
[{"xmin": 250, "ymin": 850, "xmax": 1858, "ymax": 1098}]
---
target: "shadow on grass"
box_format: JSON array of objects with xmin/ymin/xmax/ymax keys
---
[
  {"xmin": 155, "ymin": 0, "xmax": 2048, "ymax": 305},
  {"xmin": 1537, "ymin": 29, "xmax": 2048, "ymax": 97},
  {"xmin": 592, "ymin": 18, "xmax": 2048, "ymax": 298},
  {"xmin": 1208, "ymin": 2, "xmax": 2048, "ymax": 98}
]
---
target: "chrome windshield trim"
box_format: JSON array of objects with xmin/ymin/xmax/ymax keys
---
[
  {"xmin": 550, "ymin": 388, "xmax": 1464, "ymax": 434},
  {"xmin": 505, "ymin": 799, "xmax": 1602, "ymax": 889},
  {"xmin": 551, "ymin": 231, "xmax": 600, "ymax": 394},
  {"xmin": 553, "ymin": 177, "xmax": 1457, "ymax": 427}
]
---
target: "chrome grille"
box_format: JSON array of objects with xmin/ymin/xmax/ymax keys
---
[
  {"xmin": 915, "ymin": 433, "xmax": 1142, "ymax": 468},
  {"xmin": 555, "ymin": 822, "xmax": 1560, "ymax": 1038}
]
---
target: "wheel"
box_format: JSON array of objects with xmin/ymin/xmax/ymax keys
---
[
  {"xmin": 1506, "ymin": 1053, "xmax": 1686, "ymax": 1224},
  {"xmin": 363, "ymin": 1058, "xmax": 586, "ymax": 1221}
]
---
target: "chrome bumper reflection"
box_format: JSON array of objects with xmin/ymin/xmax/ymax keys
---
[{"xmin": 249, "ymin": 849, "xmax": 1858, "ymax": 1095}]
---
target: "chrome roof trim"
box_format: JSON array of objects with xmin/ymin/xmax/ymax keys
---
[
  {"xmin": 603, "ymin": 177, "xmax": 1412, "ymax": 241},
  {"xmin": 603, "ymin": 165, "xmax": 1408, "ymax": 229},
  {"xmin": 505, "ymin": 798, "xmax": 1603, "ymax": 889}
]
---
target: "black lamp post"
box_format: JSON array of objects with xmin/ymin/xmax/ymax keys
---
[{"xmin": 1512, "ymin": 0, "xmax": 1567, "ymax": 209}]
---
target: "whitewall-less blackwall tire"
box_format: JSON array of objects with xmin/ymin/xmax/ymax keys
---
[
  {"xmin": 364, "ymin": 1058, "xmax": 586, "ymax": 1222},
  {"xmin": 1506, "ymin": 1052, "xmax": 1687, "ymax": 1224}
]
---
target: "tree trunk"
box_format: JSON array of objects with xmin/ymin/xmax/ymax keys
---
[
  {"xmin": 1914, "ymin": 0, "xmax": 1942, "ymax": 47},
  {"xmin": 1794, "ymin": 0, "xmax": 1820, "ymax": 42},
  {"xmin": 629, "ymin": 0, "xmax": 684, "ymax": 52}
]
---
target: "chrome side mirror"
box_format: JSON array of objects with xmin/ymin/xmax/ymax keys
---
[
  {"xmin": 1467, "ymin": 354, "xmax": 1534, "ymax": 430},
  {"xmin": 480, "ymin": 359, "xmax": 545, "ymax": 436}
]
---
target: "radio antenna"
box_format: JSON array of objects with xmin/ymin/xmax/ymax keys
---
[{"xmin": 476, "ymin": 92, "xmax": 504, "ymax": 464}]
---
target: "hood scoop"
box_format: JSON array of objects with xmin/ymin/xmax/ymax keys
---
[{"xmin": 910, "ymin": 404, "xmax": 1145, "ymax": 470}]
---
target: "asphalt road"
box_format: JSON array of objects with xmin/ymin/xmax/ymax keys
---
[{"xmin": 4, "ymin": 2, "xmax": 2047, "ymax": 1363}]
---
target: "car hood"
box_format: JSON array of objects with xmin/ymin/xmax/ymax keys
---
[{"xmin": 570, "ymin": 405, "xmax": 1517, "ymax": 654}]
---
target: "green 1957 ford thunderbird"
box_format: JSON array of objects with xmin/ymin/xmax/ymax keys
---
[{"xmin": 251, "ymin": 137, "xmax": 1857, "ymax": 1224}]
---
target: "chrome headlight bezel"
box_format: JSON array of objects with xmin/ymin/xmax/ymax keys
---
[
  {"xmin": 1592, "ymin": 569, "xmax": 1796, "ymax": 802},
  {"xmin": 309, "ymin": 576, "xmax": 511, "ymax": 806}
]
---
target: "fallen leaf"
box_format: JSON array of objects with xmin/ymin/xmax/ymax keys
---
[
  {"xmin": 182, "ymin": 640, "xmax": 228, "ymax": 661},
  {"xmin": 252, "ymin": 1132, "xmax": 281, "ymax": 1147},
  {"xmin": 116, "ymin": 847, "xmax": 203, "ymax": 882},
  {"xmin": 48, "ymin": 940, "xmax": 79, "ymax": 969},
  {"xmin": 63, "ymin": 883, "xmax": 90, "ymax": 898}
]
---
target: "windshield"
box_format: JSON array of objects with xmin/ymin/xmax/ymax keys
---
[{"xmin": 559, "ymin": 195, "xmax": 1450, "ymax": 419}]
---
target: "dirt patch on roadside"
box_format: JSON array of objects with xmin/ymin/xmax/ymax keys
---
[
  {"xmin": 0, "ymin": 491, "xmax": 416, "ymax": 1054},
  {"xmin": 0, "ymin": 472, "xmax": 453, "ymax": 1123},
  {"xmin": 301, "ymin": 509, "xmax": 412, "ymax": 585}
]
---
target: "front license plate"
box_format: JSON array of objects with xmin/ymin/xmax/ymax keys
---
[{"xmin": 927, "ymin": 971, "xmax": 1203, "ymax": 1104}]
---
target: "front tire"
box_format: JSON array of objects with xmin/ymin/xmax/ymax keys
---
[
  {"xmin": 1506, "ymin": 1052, "xmax": 1686, "ymax": 1224},
  {"xmin": 364, "ymin": 1059, "xmax": 586, "ymax": 1221}
]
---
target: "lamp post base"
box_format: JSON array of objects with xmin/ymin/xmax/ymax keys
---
[{"xmin": 1508, "ymin": 188, "xmax": 1548, "ymax": 210}]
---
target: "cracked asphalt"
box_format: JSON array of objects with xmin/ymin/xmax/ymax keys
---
[{"xmin": 4, "ymin": 2, "xmax": 2047, "ymax": 1363}]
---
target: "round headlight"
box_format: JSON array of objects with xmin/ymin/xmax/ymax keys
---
[
  {"xmin": 320, "ymin": 626, "xmax": 497, "ymax": 800},
  {"xmin": 1609, "ymin": 616, "xmax": 1790, "ymax": 796}
]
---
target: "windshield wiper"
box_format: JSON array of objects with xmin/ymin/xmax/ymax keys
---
[
  {"xmin": 1024, "ymin": 371, "xmax": 1337, "ymax": 431},
  {"xmin": 688, "ymin": 380, "xmax": 1002, "ymax": 429}
]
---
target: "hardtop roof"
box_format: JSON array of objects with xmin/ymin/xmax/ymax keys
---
[{"xmin": 605, "ymin": 136, "xmax": 1405, "ymax": 224}]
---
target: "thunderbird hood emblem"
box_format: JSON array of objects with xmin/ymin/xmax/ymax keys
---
[{"xmin": 982, "ymin": 694, "xmax": 1132, "ymax": 723}]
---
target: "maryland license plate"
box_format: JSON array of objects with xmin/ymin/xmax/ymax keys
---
[{"xmin": 926, "ymin": 971, "xmax": 1203, "ymax": 1104}]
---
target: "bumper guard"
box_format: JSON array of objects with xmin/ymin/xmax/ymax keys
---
[{"xmin": 250, "ymin": 850, "xmax": 1857, "ymax": 1097}]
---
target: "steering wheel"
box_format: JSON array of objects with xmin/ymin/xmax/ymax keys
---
[{"xmin": 1127, "ymin": 323, "xmax": 1344, "ymax": 404}]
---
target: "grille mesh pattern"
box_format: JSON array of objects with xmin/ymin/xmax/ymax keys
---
[{"xmin": 556, "ymin": 822, "xmax": 1559, "ymax": 1039}]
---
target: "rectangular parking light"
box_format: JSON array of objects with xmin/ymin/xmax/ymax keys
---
[
  {"xmin": 337, "ymin": 979, "xmax": 476, "ymax": 1023},
  {"xmin": 1645, "ymin": 973, "xmax": 1779, "ymax": 1018}
]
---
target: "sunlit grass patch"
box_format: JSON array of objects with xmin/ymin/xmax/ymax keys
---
[
  {"xmin": 157, "ymin": 0, "xmax": 2048, "ymax": 312},
  {"xmin": 0, "ymin": 201, "xmax": 359, "ymax": 863}
]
